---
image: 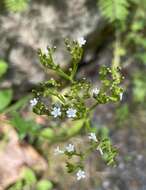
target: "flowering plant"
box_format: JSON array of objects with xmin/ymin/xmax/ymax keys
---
[{"xmin": 30, "ymin": 37, "xmax": 123, "ymax": 180}]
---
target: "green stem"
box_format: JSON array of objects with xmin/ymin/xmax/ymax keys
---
[
  {"xmin": 56, "ymin": 68, "xmax": 74, "ymax": 83},
  {"xmin": 48, "ymin": 91, "xmax": 65, "ymax": 104},
  {"xmin": 46, "ymin": 120, "xmax": 85, "ymax": 144},
  {"xmin": 71, "ymin": 61, "xmax": 78, "ymax": 80},
  {"xmin": 85, "ymin": 118, "xmax": 91, "ymax": 131},
  {"xmin": 112, "ymin": 28, "xmax": 121, "ymax": 80},
  {"xmin": 48, "ymin": 48, "xmax": 74, "ymax": 83}
]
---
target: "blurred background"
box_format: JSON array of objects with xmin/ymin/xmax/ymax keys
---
[{"xmin": 0, "ymin": 0, "xmax": 146, "ymax": 190}]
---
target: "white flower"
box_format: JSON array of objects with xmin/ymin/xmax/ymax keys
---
[
  {"xmin": 66, "ymin": 108, "xmax": 77, "ymax": 118},
  {"xmin": 76, "ymin": 169, "xmax": 86, "ymax": 180},
  {"xmin": 97, "ymin": 147, "xmax": 103, "ymax": 155},
  {"xmin": 54, "ymin": 146, "xmax": 64, "ymax": 155},
  {"xmin": 30, "ymin": 98, "xmax": 38, "ymax": 107},
  {"xmin": 88, "ymin": 132, "xmax": 97, "ymax": 142},
  {"xmin": 65, "ymin": 144, "xmax": 75, "ymax": 153},
  {"xmin": 92, "ymin": 88, "xmax": 100, "ymax": 96},
  {"xmin": 51, "ymin": 107, "xmax": 61, "ymax": 118},
  {"xmin": 43, "ymin": 47, "xmax": 48, "ymax": 55},
  {"xmin": 77, "ymin": 37, "xmax": 86, "ymax": 47},
  {"xmin": 119, "ymin": 92, "xmax": 123, "ymax": 101}
]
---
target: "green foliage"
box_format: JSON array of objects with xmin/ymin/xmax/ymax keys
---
[
  {"xmin": 40, "ymin": 120, "xmax": 84, "ymax": 143},
  {"xmin": 8, "ymin": 181, "xmax": 23, "ymax": 190},
  {"xmin": 98, "ymin": 0, "xmax": 146, "ymax": 68},
  {"xmin": 22, "ymin": 168, "xmax": 37, "ymax": 185},
  {"xmin": 11, "ymin": 112, "xmax": 41, "ymax": 141},
  {"xmin": 0, "ymin": 59, "xmax": 8, "ymax": 78},
  {"xmin": 40, "ymin": 128, "xmax": 55, "ymax": 140},
  {"xmin": 116, "ymin": 104, "xmax": 129, "ymax": 126},
  {"xmin": 98, "ymin": 0, "xmax": 129, "ymax": 22},
  {"xmin": 0, "ymin": 89, "xmax": 13, "ymax": 112},
  {"xmin": 125, "ymin": 9, "xmax": 146, "ymax": 65},
  {"xmin": 133, "ymin": 71, "xmax": 146, "ymax": 102},
  {"xmin": 33, "ymin": 41, "xmax": 123, "ymax": 120},
  {"xmin": 36, "ymin": 180, "xmax": 53, "ymax": 190},
  {"xmin": 98, "ymin": 138, "xmax": 117, "ymax": 166},
  {"xmin": 97, "ymin": 126, "xmax": 110, "ymax": 139},
  {"xmin": 0, "ymin": 60, "xmax": 13, "ymax": 112},
  {"xmin": 4, "ymin": 0, "xmax": 29, "ymax": 12},
  {"xmin": 130, "ymin": 0, "xmax": 146, "ymax": 10},
  {"xmin": 8, "ymin": 168, "xmax": 53, "ymax": 190}
]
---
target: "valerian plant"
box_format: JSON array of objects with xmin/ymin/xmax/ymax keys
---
[{"xmin": 30, "ymin": 37, "xmax": 124, "ymax": 180}]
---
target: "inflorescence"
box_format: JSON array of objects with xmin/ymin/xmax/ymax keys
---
[{"xmin": 30, "ymin": 37, "xmax": 124, "ymax": 180}]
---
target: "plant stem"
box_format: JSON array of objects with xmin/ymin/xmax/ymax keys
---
[
  {"xmin": 112, "ymin": 27, "xmax": 121, "ymax": 80},
  {"xmin": 56, "ymin": 68, "xmax": 73, "ymax": 83},
  {"xmin": 71, "ymin": 61, "xmax": 78, "ymax": 80}
]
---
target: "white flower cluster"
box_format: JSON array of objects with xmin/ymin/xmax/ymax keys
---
[
  {"xmin": 30, "ymin": 98, "xmax": 38, "ymax": 107},
  {"xmin": 54, "ymin": 146, "xmax": 64, "ymax": 155},
  {"xmin": 76, "ymin": 169, "xmax": 86, "ymax": 180},
  {"xmin": 88, "ymin": 133, "xmax": 103, "ymax": 155},
  {"xmin": 51, "ymin": 107, "xmax": 61, "ymax": 118},
  {"xmin": 92, "ymin": 87, "xmax": 100, "ymax": 96},
  {"xmin": 65, "ymin": 144, "xmax": 75, "ymax": 152},
  {"xmin": 51, "ymin": 106, "xmax": 77, "ymax": 118},
  {"xmin": 77, "ymin": 37, "xmax": 86, "ymax": 47},
  {"xmin": 54, "ymin": 144, "xmax": 86, "ymax": 180},
  {"xmin": 54, "ymin": 144, "xmax": 75, "ymax": 155},
  {"xmin": 30, "ymin": 99, "xmax": 77, "ymax": 119},
  {"xmin": 66, "ymin": 108, "xmax": 77, "ymax": 118},
  {"xmin": 88, "ymin": 132, "xmax": 97, "ymax": 142}
]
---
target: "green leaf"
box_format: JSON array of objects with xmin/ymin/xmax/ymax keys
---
[
  {"xmin": 66, "ymin": 162, "xmax": 77, "ymax": 173},
  {"xmin": 97, "ymin": 126, "xmax": 109, "ymax": 139},
  {"xmin": 66, "ymin": 120, "xmax": 84, "ymax": 136},
  {"xmin": 8, "ymin": 181, "xmax": 23, "ymax": 190},
  {"xmin": 40, "ymin": 120, "xmax": 84, "ymax": 143},
  {"xmin": 98, "ymin": 138, "xmax": 117, "ymax": 166},
  {"xmin": 23, "ymin": 168, "xmax": 37, "ymax": 185},
  {"xmin": 131, "ymin": 21, "xmax": 144, "ymax": 32},
  {"xmin": 11, "ymin": 112, "xmax": 41, "ymax": 140},
  {"xmin": 40, "ymin": 128, "xmax": 55, "ymax": 139},
  {"xmin": 0, "ymin": 89, "xmax": 13, "ymax": 112},
  {"xmin": 5, "ymin": 0, "xmax": 28, "ymax": 12},
  {"xmin": 36, "ymin": 180, "xmax": 53, "ymax": 190},
  {"xmin": 98, "ymin": 0, "xmax": 129, "ymax": 22},
  {"xmin": 0, "ymin": 59, "xmax": 8, "ymax": 78}
]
